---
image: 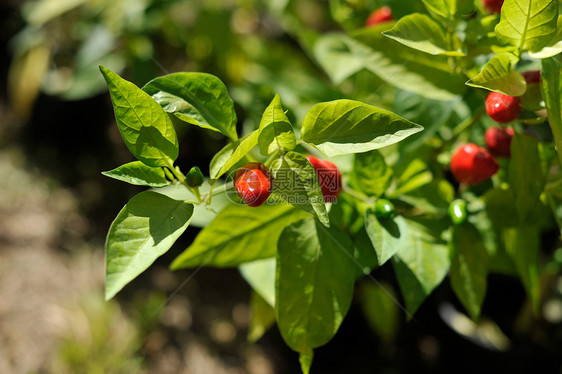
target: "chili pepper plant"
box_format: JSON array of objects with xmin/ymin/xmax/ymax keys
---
[{"xmin": 101, "ymin": 0, "xmax": 562, "ymax": 372}]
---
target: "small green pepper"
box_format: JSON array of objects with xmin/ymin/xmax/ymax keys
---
[
  {"xmin": 185, "ymin": 166, "xmax": 205, "ymax": 187},
  {"xmin": 449, "ymin": 199, "xmax": 468, "ymax": 225},
  {"xmin": 375, "ymin": 198, "xmax": 395, "ymax": 219}
]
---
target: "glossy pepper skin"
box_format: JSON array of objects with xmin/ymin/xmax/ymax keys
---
[
  {"xmin": 365, "ymin": 6, "xmax": 393, "ymax": 27},
  {"xmin": 451, "ymin": 143, "xmax": 499, "ymax": 185},
  {"xmin": 485, "ymin": 126, "xmax": 515, "ymax": 158},
  {"xmin": 483, "ymin": 0, "xmax": 503, "ymax": 14},
  {"xmin": 449, "ymin": 199, "xmax": 468, "ymax": 225},
  {"xmin": 306, "ymin": 155, "xmax": 342, "ymax": 203},
  {"xmin": 485, "ymin": 92, "xmax": 522, "ymax": 123},
  {"xmin": 375, "ymin": 198, "xmax": 395, "ymax": 219},
  {"xmin": 234, "ymin": 162, "xmax": 273, "ymax": 207}
]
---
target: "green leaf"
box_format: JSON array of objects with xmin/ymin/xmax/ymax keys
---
[
  {"xmin": 541, "ymin": 57, "xmax": 562, "ymax": 167},
  {"xmin": 495, "ymin": 0, "xmax": 558, "ymax": 52},
  {"xmin": 353, "ymin": 227, "xmax": 379, "ymax": 277},
  {"xmin": 359, "ymin": 281, "xmax": 399, "ymax": 342},
  {"xmin": 301, "ymin": 99, "xmax": 423, "ymax": 157},
  {"xmin": 421, "ymin": 0, "xmax": 473, "ymax": 19},
  {"xmin": 276, "ymin": 218, "xmax": 355, "ymax": 353},
  {"xmin": 170, "ymin": 203, "xmax": 308, "ymax": 268},
  {"xmin": 349, "ymin": 150, "xmax": 393, "ymax": 197},
  {"xmin": 102, "ymin": 161, "xmax": 170, "ymax": 187},
  {"xmin": 508, "ymin": 133, "xmax": 545, "ymax": 222},
  {"xmin": 383, "ymin": 13, "xmax": 464, "ymax": 56},
  {"xmin": 143, "ymin": 72, "xmax": 238, "ymax": 141},
  {"xmin": 449, "ymin": 223, "xmax": 488, "ymax": 321},
  {"xmin": 209, "ymin": 131, "xmax": 261, "ymax": 181},
  {"xmin": 239, "ymin": 258, "xmax": 276, "ymax": 307},
  {"xmin": 389, "ymin": 158, "xmax": 433, "ymax": 197},
  {"xmin": 209, "ymin": 130, "xmax": 260, "ymax": 180},
  {"xmin": 484, "ymin": 187, "xmax": 519, "ymax": 228},
  {"xmin": 392, "ymin": 219, "xmax": 450, "ymax": 316},
  {"xmin": 299, "ymin": 350, "xmax": 314, "ymax": 374},
  {"xmin": 247, "ymin": 291, "xmax": 276, "ymax": 342},
  {"xmin": 258, "ymin": 95, "xmax": 296, "ymax": 156},
  {"xmin": 529, "ymin": 16, "xmax": 562, "ymax": 58},
  {"xmin": 271, "ymin": 152, "xmax": 330, "ymax": 227},
  {"xmin": 421, "ymin": 0, "xmax": 456, "ymax": 19},
  {"xmin": 466, "ymin": 53, "xmax": 526, "ymax": 96},
  {"xmin": 100, "ymin": 66, "xmax": 179, "ymax": 167},
  {"xmin": 398, "ymin": 180, "xmax": 454, "ymax": 214},
  {"xmin": 314, "ymin": 29, "xmax": 466, "ymax": 100},
  {"xmin": 364, "ymin": 211, "xmax": 406, "ymax": 266},
  {"xmin": 105, "ymin": 191, "xmax": 193, "ymax": 300},
  {"xmin": 505, "ymin": 225, "xmax": 541, "ymax": 313}
]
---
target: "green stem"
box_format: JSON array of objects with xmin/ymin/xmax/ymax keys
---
[
  {"xmin": 342, "ymin": 185, "xmax": 373, "ymax": 204},
  {"xmin": 264, "ymin": 149, "xmax": 281, "ymax": 168}
]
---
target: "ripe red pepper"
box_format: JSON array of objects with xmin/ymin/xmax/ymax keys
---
[
  {"xmin": 451, "ymin": 143, "xmax": 499, "ymax": 185},
  {"xmin": 306, "ymin": 155, "xmax": 342, "ymax": 203},
  {"xmin": 234, "ymin": 162, "xmax": 273, "ymax": 207},
  {"xmin": 482, "ymin": 0, "xmax": 503, "ymax": 14},
  {"xmin": 365, "ymin": 6, "xmax": 393, "ymax": 27},
  {"xmin": 485, "ymin": 126, "xmax": 515, "ymax": 158},
  {"xmin": 522, "ymin": 70, "xmax": 541, "ymax": 84},
  {"xmin": 485, "ymin": 92, "xmax": 522, "ymax": 123}
]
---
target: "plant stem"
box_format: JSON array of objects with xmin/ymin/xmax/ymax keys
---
[{"xmin": 264, "ymin": 149, "xmax": 281, "ymax": 168}]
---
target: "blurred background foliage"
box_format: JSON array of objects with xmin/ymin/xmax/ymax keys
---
[{"xmin": 1, "ymin": 0, "xmax": 562, "ymax": 373}]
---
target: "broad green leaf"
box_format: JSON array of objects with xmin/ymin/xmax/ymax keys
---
[
  {"xmin": 276, "ymin": 218, "xmax": 355, "ymax": 354},
  {"xmin": 421, "ymin": 0, "xmax": 456, "ymax": 19},
  {"xmin": 495, "ymin": 0, "xmax": 558, "ymax": 52},
  {"xmin": 209, "ymin": 130, "xmax": 260, "ymax": 179},
  {"xmin": 100, "ymin": 66, "xmax": 179, "ymax": 167},
  {"xmin": 398, "ymin": 180, "xmax": 454, "ymax": 214},
  {"xmin": 383, "ymin": 13, "xmax": 464, "ymax": 56},
  {"xmin": 314, "ymin": 29, "xmax": 466, "ymax": 100},
  {"xmin": 301, "ymin": 99, "xmax": 423, "ymax": 157},
  {"xmin": 247, "ymin": 291, "xmax": 276, "ymax": 342},
  {"xmin": 353, "ymin": 227, "xmax": 379, "ymax": 277},
  {"xmin": 466, "ymin": 53, "xmax": 526, "ymax": 96},
  {"xmin": 364, "ymin": 211, "xmax": 407, "ymax": 266},
  {"xmin": 157, "ymin": 182, "xmax": 231, "ymax": 228},
  {"xmin": 484, "ymin": 187, "xmax": 519, "ymax": 228},
  {"xmin": 541, "ymin": 57, "xmax": 562, "ymax": 166},
  {"xmin": 393, "ymin": 90, "xmax": 459, "ymax": 152},
  {"xmin": 209, "ymin": 142, "xmax": 235, "ymax": 180},
  {"xmin": 329, "ymin": 192, "xmax": 364, "ymax": 235},
  {"xmin": 170, "ymin": 203, "xmax": 308, "ymax": 268},
  {"xmin": 258, "ymin": 95, "xmax": 296, "ymax": 155},
  {"xmin": 359, "ymin": 281, "xmax": 399, "ymax": 342},
  {"xmin": 529, "ymin": 16, "xmax": 562, "ymax": 58},
  {"xmin": 143, "ymin": 72, "xmax": 238, "ymax": 141},
  {"xmin": 240, "ymin": 258, "xmax": 276, "ymax": 307},
  {"xmin": 508, "ymin": 133, "xmax": 545, "ymax": 222},
  {"xmin": 388, "ymin": 158, "xmax": 433, "ymax": 197},
  {"xmin": 102, "ymin": 161, "xmax": 170, "ymax": 187},
  {"xmin": 271, "ymin": 152, "xmax": 330, "ymax": 227},
  {"xmin": 350, "ymin": 150, "xmax": 393, "ymax": 197},
  {"xmin": 105, "ymin": 191, "xmax": 193, "ymax": 300},
  {"xmin": 505, "ymin": 226, "xmax": 540, "ymax": 313},
  {"xmin": 421, "ymin": 0, "xmax": 473, "ymax": 19},
  {"xmin": 449, "ymin": 222, "xmax": 488, "ymax": 321},
  {"xmin": 392, "ymin": 219, "xmax": 450, "ymax": 316}
]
